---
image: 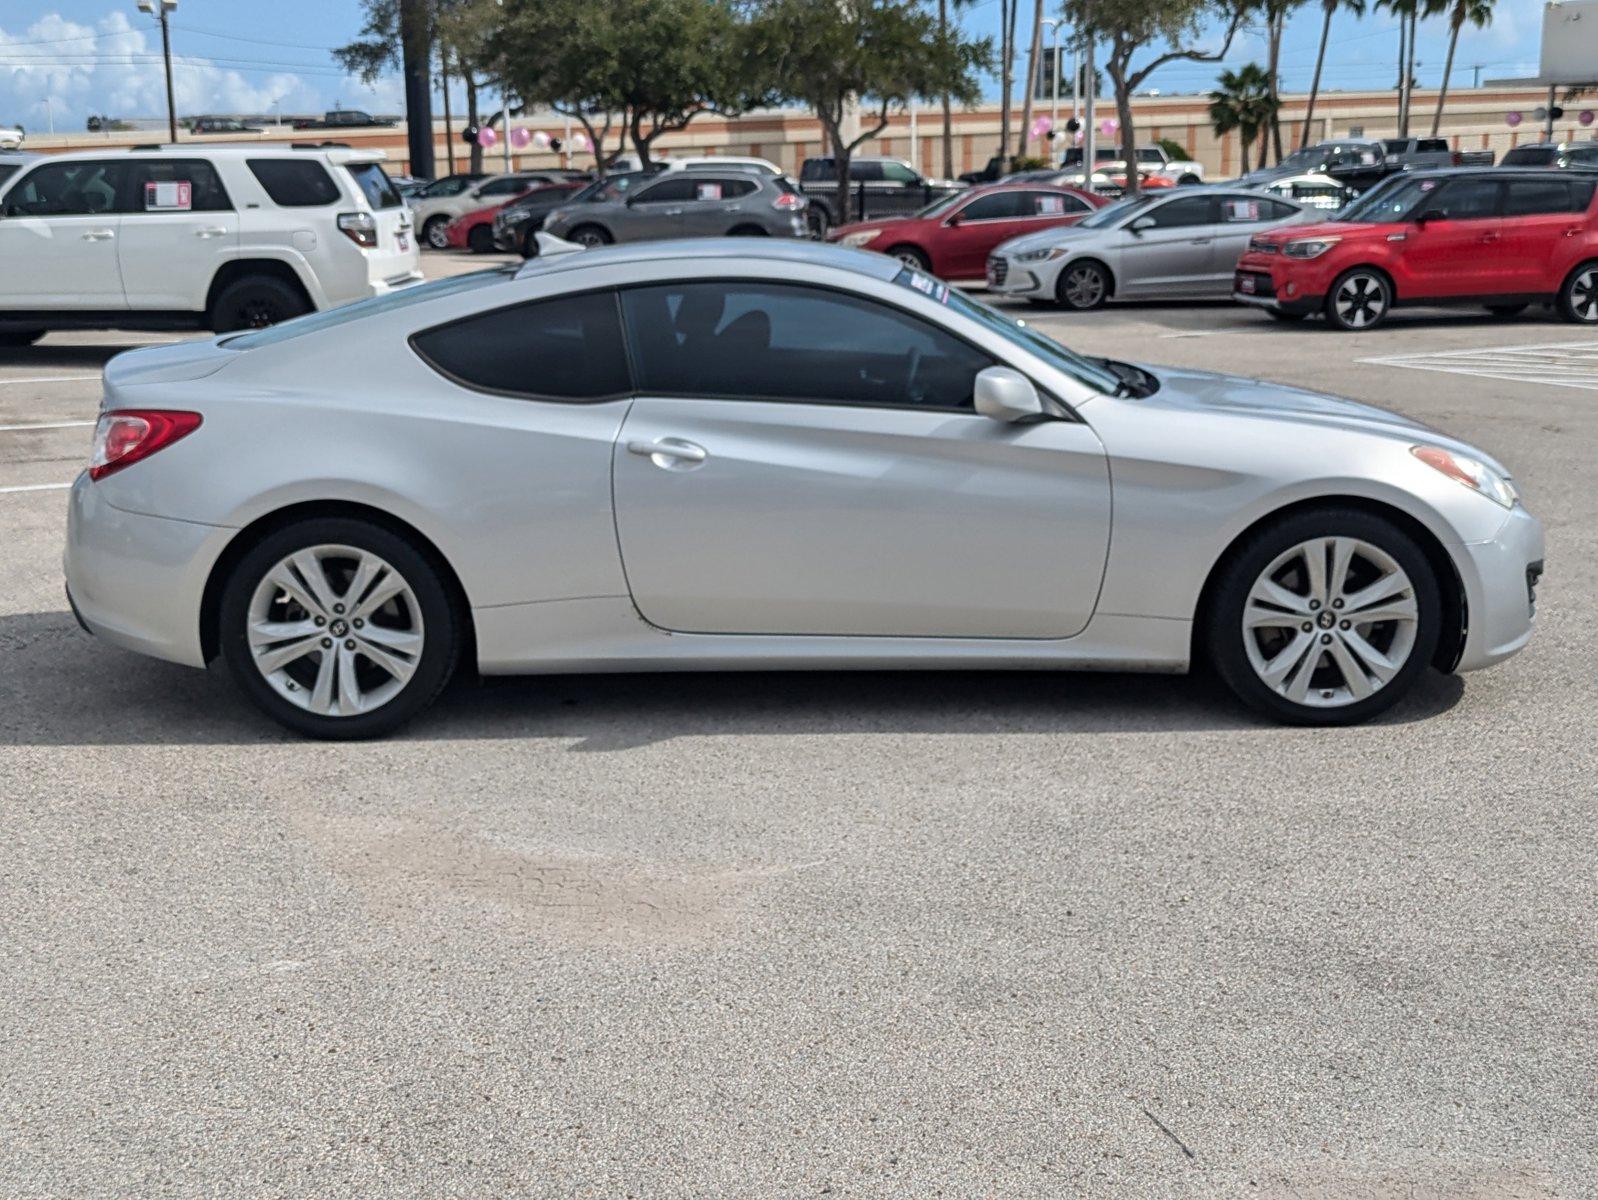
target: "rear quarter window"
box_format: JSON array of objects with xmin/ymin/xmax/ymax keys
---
[
  {"xmin": 247, "ymin": 159, "xmax": 341, "ymax": 207},
  {"xmin": 344, "ymin": 162, "xmax": 400, "ymax": 209}
]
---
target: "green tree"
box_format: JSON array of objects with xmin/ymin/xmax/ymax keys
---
[
  {"xmin": 753, "ymin": 0, "xmax": 988, "ymax": 222},
  {"xmin": 1301, "ymin": 0, "xmax": 1366, "ymax": 149},
  {"xmin": 1062, "ymin": 0, "xmax": 1248, "ymax": 194},
  {"xmin": 1431, "ymin": 0, "xmax": 1492, "ymax": 136},
  {"xmin": 1209, "ymin": 63, "xmax": 1278, "ymax": 170},
  {"xmin": 937, "ymin": 0, "xmax": 980, "ymax": 178}
]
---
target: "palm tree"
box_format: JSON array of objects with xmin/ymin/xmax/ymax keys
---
[
  {"xmin": 1378, "ymin": 0, "xmax": 1422, "ymax": 135},
  {"xmin": 1253, "ymin": 0, "xmax": 1304, "ymax": 168},
  {"xmin": 1209, "ymin": 65, "xmax": 1279, "ymax": 172},
  {"xmin": 1302, "ymin": 0, "xmax": 1367, "ymax": 149},
  {"xmin": 1431, "ymin": 0, "xmax": 1493, "ymax": 135}
]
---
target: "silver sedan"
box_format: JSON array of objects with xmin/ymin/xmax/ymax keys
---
[
  {"xmin": 65, "ymin": 240, "xmax": 1542, "ymax": 737},
  {"xmin": 987, "ymin": 188, "xmax": 1321, "ymax": 309}
]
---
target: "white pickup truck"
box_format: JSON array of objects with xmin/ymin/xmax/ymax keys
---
[
  {"xmin": 1059, "ymin": 145, "xmax": 1204, "ymax": 185},
  {"xmin": 0, "ymin": 126, "xmax": 24, "ymax": 151}
]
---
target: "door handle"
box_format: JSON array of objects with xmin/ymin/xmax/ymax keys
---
[
  {"xmin": 1565, "ymin": 228, "xmax": 1581, "ymax": 238},
  {"xmin": 1188, "ymin": 237, "xmax": 1212, "ymax": 245},
  {"xmin": 195, "ymin": 226, "xmax": 228, "ymax": 238},
  {"xmin": 81, "ymin": 229, "xmax": 115, "ymax": 241},
  {"xmin": 664, "ymin": 208, "xmax": 684, "ymax": 216},
  {"xmin": 627, "ymin": 438, "xmax": 707, "ymax": 466}
]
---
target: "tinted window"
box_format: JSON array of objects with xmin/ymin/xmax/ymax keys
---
[
  {"xmin": 879, "ymin": 162, "xmax": 918, "ymax": 184},
  {"xmin": 1217, "ymin": 195, "xmax": 1272, "ymax": 223},
  {"xmin": 1572, "ymin": 178, "xmax": 1597, "ymax": 211},
  {"xmin": 0, "ymin": 164, "xmax": 21, "ymax": 189},
  {"xmin": 958, "ymin": 192, "xmax": 1028, "ymax": 220},
  {"xmin": 634, "ymin": 176, "xmax": 700, "ymax": 203},
  {"xmin": 412, "ymin": 291, "xmax": 630, "ymax": 399},
  {"xmin": 1146, "ymin": 195, "xmax": 1214, "ymax": 227},
  {"xmin": 1504, "ymin": 178, "xmax": 1576, "ymax": 216},
  {"xmin": 851, "ymin": 161, "xmax": 884, "ymax": 182},
  {"xmin": 345, "ymin": 163, "xmax": 400, "ymax": 208},
  {"xmin": 622, "ymin": 282, "xmax": 992, "ymax": 410},
  {"xmin": 1502, "ymin": 146, "xmax": 1557, "ymax": 166},
  {"xmin": 125, "ymin": 158, "xmax": 232, "ymax": 213},
  {"xmin": 1417, "ymin": 139, "xmax": 1449, "ymax": 153},
  {"xmin": 421, "ymin": 176, "xmax": 474, "ymax": 197},
  {"xmin": 1026, "ymin": 191, "xmax": 1089, "ymax": 216},
  {"xmin": 247, "ymin": 159, "xmax": 341, "ymax": 207},
  {"xmin": 1432, "ymin": 177, "xmax": 1499, "ymax": 219},
  {"xmin": 478, "ymin": 176, "xmax": 530, "ymax": 197},
  {"xmin": 1563, "ymin": 146, "xmax": 1598, "ymax": 166},
  {"xmin": 4, "ymin": 161, "xmax": 123, "ymax": 216},
  {"xmin": 687, "ymin": 177, "xmax": 757, "ymax": 200}
]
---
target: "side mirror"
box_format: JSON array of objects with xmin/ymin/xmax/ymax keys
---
[
  {"xmin": 1129, "ymin": 215, "xmax": 1156, "ymax": 234},
  {"xmin": 946, "ymin": 211, "xmax": 963, "ymax": 226},
  {"xmin": 974, "ymin": 366, "xmax": 1045, "ymax": 423},
  {"xmin": 1416, "ymin": 208, "xmax": 1445, "ymax": 225}
]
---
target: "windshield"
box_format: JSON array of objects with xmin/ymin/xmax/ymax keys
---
[
  {"xmin": 914, "ymin": 192, "xmax": 966, "ymax": 219},
  {"xmin": 223, "ymin": 267, "xmax": 516, "ymax": 350},
  {"xmin": 1077, "ymin": 193, "xmax": 1159, "ymax": 229},
  {"xmin": 1333, "ymin": 175, "xmax": 1438, "ymax": 223}
]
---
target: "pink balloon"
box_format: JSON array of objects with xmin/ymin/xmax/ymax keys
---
[
  {"xmin": 571, "ymin": 133, "xmax": 590, "ymax": 152},
  {"xmin": 510, "ymin": 126, "xmax": 531, "ymax": 149},
  {"xmin": 477, "ymin": 125, "xmax": 498, "ymax": 148},
  {"xmin": 1031, "ymin": 116, "xmax": 1052, "ymax": 139},
  {"xmin": 1505, "ymin": 111, "xmax": 1522, "ymax": 127},
  {"xmin": 1099, "ymin": 117, "xmax": 1118, "ymax": 138},
  {"xmin": 1073, "ymin": 128, "xmax": 1083, "ymax": 144},
  {"xmin": 1581, "ymin": 109, "xmax": 1595, "ymax": 127},
  {"xmin": 533, "ymin": 130, "xmax": 551, "ymax": 148}
]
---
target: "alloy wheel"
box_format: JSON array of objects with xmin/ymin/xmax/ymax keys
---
[
  {"xmin": 1333, "ymin": 273, "xmax": 1387, "ymax": 329},
  {"xmin": 1062, "ymin": 265, "xmax": 1105, "ymax": 309},
  {"xmin": 246, "ymin": 544, "xmax": 424, "ymax": 718},
  {"xmin": 1241, "ymin": 536, "xmax": 1419, "ymax": 708},
  {"xmin": 1569, "ymin": 267, "xmax": 1598, "ymax": 322},
  {"xmin": 425, "ymin": 218, "xmax": 450, "ymax": 250}
]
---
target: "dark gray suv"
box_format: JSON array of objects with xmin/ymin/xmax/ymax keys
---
[{"xmin": 541, "ymin": 170, "xmax": 810, "ymax": 246}]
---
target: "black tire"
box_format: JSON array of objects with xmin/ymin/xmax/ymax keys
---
[
  {"xmin": 521, "ymin": 227, "xmax": 542, "ymax": 258},
  {"xmin": 806, "ymin": 207, "xmax": 830, "ymax": 239},
  {"xmin": 1266, "ymin": 309, "xmax": 1308, "ymax": 323},
  {"xmin": 1323, "ymin": 267, "xmax": 1391, "ymax": 331},
  {"xmin": 422, "ymin": 215, "xmax": 451, "ymax": 250},
  {"xmin": 1206, "ymin": 507, "xmax": 1442, "ymax": 727},
  {"xmin": 218, "ymin": 517, "xmax": 461, "ymax": 740},
  {"xmin": 1556, "ymin": 260, "xmax": 1598, "ymax": 324},
  {"xmin": 886, "ymin": 244, "xmax": 930, "ymax": 272},
  {"xmin": 1055, "ymin": 259, "xmax": 1111, "ymax": 310},
  {"xmin": 1177, "ymin": 173, "xmax": 1202, "ymax": 186},
  {"xmin": 1485, "ymin": 303, "xmax": 1528, "ymax": 318},
  {"xmin": 0, "ymin": 328, "xmax": 45, "ymax": 347},
  {"xmin": 467, "ymin": 224, "xmax": 495, "ymax": 253},
  {"xmin": 207, "ymin": 275, "xmax": 310, "ymax": 333},
  {"xmin": 567, "ymin": 224, "xmax": 612, "ymax": 247},
  {"xmin": 728, "ymin": 225, "xmax": 769, "ymax": 237}
]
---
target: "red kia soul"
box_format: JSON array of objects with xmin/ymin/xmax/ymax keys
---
[{"xmin": 1233, "ymin": 168, "xmax": 1598, "ymax": 330}]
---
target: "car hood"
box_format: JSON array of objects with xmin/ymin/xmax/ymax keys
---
[
  {"xmin": 1130, "ymin": 364, "xmax": 1507, "ymax": 471},
  {"xmin": 1249, "ymin": 218, "xmax": 1376, "ymax": 247},
  {"xmin": 831, "ymin": 216, "xmax": 914, "ymax": 239},
  {"xmin": 997, "ymin": 224, "xmax": 1107, "ymax": 255}
]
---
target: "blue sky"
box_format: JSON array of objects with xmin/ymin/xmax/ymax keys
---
[{"xmin": 0, "ymin": 0, "xmax": 1552, "ymax": 129}]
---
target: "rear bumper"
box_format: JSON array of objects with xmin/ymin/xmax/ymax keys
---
[
  {"xmin": 1454, "ymin": 503, "xmax": 1544, "ymax": 672},
  {"xmin": 63, "ymin": 474, "xmax": 231, "ymax": 669}
]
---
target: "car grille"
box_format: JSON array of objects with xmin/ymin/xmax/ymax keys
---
[
  {"xmin": 1234, "ymin": 270, "xmax": 1276, "ymax": 299},
  {"xmin": 987, "ymin": 256, "xmax": 1009, "ymax": 285},
  {"xmin": 1527, "ymin": 559, "xmax": 1544, "ymax": 615}
]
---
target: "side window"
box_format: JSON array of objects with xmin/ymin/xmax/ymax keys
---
[
  {"xmin": 246, "ymin": 159, "xmax": 341, "ymax": 207},
  {"xmin": 411, "ymin": 291, "xmax": 630, "ymax": 399},
  {"xmin": 633, "ymin": 176, "xmax": 701, "ymax": 204},
  {"xmin": 4, "ymin": 161, "xmax": 123, "ymax": 216},
  {"xmin": 1146, "ymin": 195, "xmax": 1215, "ymax": 228},
  {"xmin": 124, "ymin": 159, "xmax": 232, "ymax": 213},
  {"xmin": 1431, "ymin": 178, "xmax": 1499, "ymax": 219},
  {"xmin": 479, "ymin": 177, "xmax": 527, "ymax": 196},
  {"xmin": 344, "ymin": 163, "xmax": 400, "ymax": 209},
  {"xmin": 621, "ymin": 281, "xmax": 993, "ymax": 411},
  {"xmin": 879, "ymin": 162, "xmax": 919, "ymax": 184},
  {"xmin": 957, "ymin": 192, "xmax": 1027, "ymax": 221},
  {"xmin": 1218, "ymin": 195, "xmax": 1270, "ymax": 224},
  {"xmin": 1572, "ymin": 178, "xmax": 1597, "ymax": 212},
  {"xmin": 1503, "ymin": 179, "xmax": 1577, "ymax": 216},
  {"xmin": 850, "ymin": 161, "xmax": 885, "ymax": 182},
  {"xmin": 1028, "ymin": 191, "xmax": 1090, "ymax": 216}
]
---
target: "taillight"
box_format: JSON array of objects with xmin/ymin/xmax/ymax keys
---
[
  {"xmin": 772, "ymin": 193, "xmax": 806, "ymax": 211},
  {"xmin": 89, "ymin": 410, "xmax": 202, "ymax": 481},
  {"xmin": 337, "ymin": 211, "xmax": 378, "ymax": 248}
]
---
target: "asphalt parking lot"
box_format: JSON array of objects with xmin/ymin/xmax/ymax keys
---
[{"xmin": 2, "ymin": 252, "xmax": 1594, "ymax": 1197}]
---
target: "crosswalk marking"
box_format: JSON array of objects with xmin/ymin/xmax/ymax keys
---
[{"xmin": 1358, "ymin": 340, "xmax": 1598, "ymax": 392}]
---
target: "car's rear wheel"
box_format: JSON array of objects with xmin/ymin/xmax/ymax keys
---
[
  {"xmin": 208, "ymin": 275, "xmax": 310, "ymax": 333},
  {"xmin": 1485, "ymin": 303, "xmax": 1528, "ymax": 318},
  {"xmin": 0, "ymin": 328, "xmax": 45, "ymax": 347},
  {"xmin": 1557, "ymin": 262, "xmax": 1598, "ymax": 324},
  {"xmin": 1056, "ymin": 260, "xmax": 1110, "ymax": 310},
  {"xmin": 1207, "ymin": 508, "xmax": 1441, "ymax": 726},
  {"xmin": 218, "ymin": 518, "xmax": 460, "ymax": 739},
  {"xmin": 1325, "ymin": 268, "xmax": 1391, "ymax": 331},
  {"xmin": 422, "ymin": 216, "xmax": 451, "ymax": 250},
  {"xmin": 567, "ymin": 224, "xmax": 612, "ymax": 247},
  {"xmin": 806, "ymin": 208, "xmax": 830, "ymax": 239},
  {"xmin": 886, "ymin": 244, "xmax": 930, "ymax": 272},
  {"xmin": 467, "ymin": 224, "xmax": 495, "ymax": 253}
]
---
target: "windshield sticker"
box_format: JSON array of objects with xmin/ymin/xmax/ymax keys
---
[{"xmin": 144, "ymin": 180, "xmax": 192, "ymax": 211}]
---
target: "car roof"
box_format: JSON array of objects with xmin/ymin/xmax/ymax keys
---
[
  {"xmin": 22, "ymin": 143, "xmax": 389, "ymax": 164},
  {"xmin": 516, "ymin": 237, "xmax": 902, "ymax": 284}
]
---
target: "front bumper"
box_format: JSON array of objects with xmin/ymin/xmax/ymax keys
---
[
  {"xmin": 985, "ymin": 256, "xmax": 1049, "ymax": 296},
  {"xmin": 64, "ymin": 474, "xmax": 232, "ymax": 669},
  {"xmin": 1455, "ymin": 502, "xmax": 1545, "ymax": 672}
]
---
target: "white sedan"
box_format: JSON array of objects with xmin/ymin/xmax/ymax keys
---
[{"xmin": 65, "ymin": 240, "xmax": 1542, "ymax": 737}]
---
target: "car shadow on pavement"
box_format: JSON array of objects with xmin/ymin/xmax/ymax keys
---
[
  {"xmin": 0, "ymin": 344, "xmax": 151, "ymax": 371},
  {"xmin": 1, "ymin": 609, "xmax": 1465, "ymax": 747}
]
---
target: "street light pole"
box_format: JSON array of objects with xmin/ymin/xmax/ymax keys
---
[
  {"xmin": 1041, "ymin": 19, "xmax": 1064, "ymax": 154},
  {"xmin": 137, "ymin": 0, "xmax": 179, "ymax": 143}
]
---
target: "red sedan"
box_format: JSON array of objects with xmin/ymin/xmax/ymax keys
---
[
  {"xmin": 829, "ymin": 182, "xmax": 1105, "ymax": 279},
  {"xmin": 445, "ymin": 200, "xmax": 512, "ymax": 253}
]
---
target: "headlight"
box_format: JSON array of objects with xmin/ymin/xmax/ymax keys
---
[
  {"xmin": 545, "ymin": 209, "xmax": 568, "ymax": 225},
  {"xmin": 840, "ymin": 230, "xmax": 880, "ymax": 247},
  {"xmin": 1283, "ymin": 237, "xmax": 1340, "ymax": 259},
  {"xmin": 1412, "ymin": 445, "xmax": 1518, "ymax": 508},
  {"xmin": 1013, "ymin": 246, "xmax": 1062, "ymax": 263}
]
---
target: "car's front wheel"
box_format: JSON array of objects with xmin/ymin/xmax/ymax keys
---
[
  {"xmin": 1206, "ymin": 508, "xmax": 1441, "ymax": 725},
  {"xmin": 566, "ymin": 224, "xmax": 612, "ymax": 248},
  {"xmin": 422, "ymin": 215, "xmax": 451, "ymax": 250},
  {"xmin": 218, "ymin": 517, "xmax": 460, "ymax": 739},
  {"xmin": 1325, "ymin": 268, "xmax": 1391, "ymax": 331},
  {"xmin": 1056, "ymin": 260, "xmax": 1110, "ymax": 310},
  {"xmin": 886, "ymin": 244, "xmax": 930, "ymax": 272}
]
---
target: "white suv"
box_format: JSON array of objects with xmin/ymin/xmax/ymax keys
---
[{"xmin": 0, "ymin": 143, "xmax": 422, "ymax": 345}]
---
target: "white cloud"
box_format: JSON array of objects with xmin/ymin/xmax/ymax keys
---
[{"xmin": 0, "ymin": 10, "xmax": 401, "ymax": 130}]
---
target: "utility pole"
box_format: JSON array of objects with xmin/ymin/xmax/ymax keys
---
[
  {"xmin": 1083, "ymin": 35, "xmax": 1096, "ymax": 194},
  {"xmin": 136, "ymin": 0, "xmax": 179, "ymax": 143},
  {"xmin": 399, "ymin": 0, "xmax": 435, "ymax": 179}
]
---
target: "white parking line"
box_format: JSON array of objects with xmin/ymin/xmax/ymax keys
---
[
  {"xmin": 0, "ymin": 420, "xmax": 95, "ymax": 432},
  {"xmin": 0, "ymin": 375, "xmax": 100, "ymax": 387},
  {"xmin": 1359, "ymin": 340, "xmax": 1598, "ymax": 392},
  {"xmin": 0, "ymin": 481, "xmax": 72, "ymax": 494}
]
